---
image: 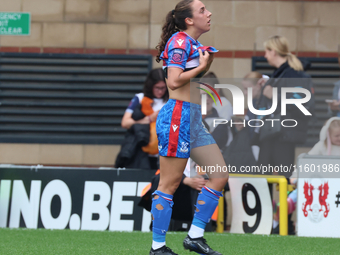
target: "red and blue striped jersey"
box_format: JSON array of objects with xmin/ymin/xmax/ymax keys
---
[{"xmin": 160, "ymin": 32, "xmax": 218, "ymax": 71}]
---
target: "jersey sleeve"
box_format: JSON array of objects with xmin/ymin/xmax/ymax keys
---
[
  {"xmin": 167, "ymin": 48, "xmax": 188, "ymax": 70},
  {"xmin": 125, "ymin": 95, "xmax": 140, "ymax": 113},
  {"xmin": 163, "ymin": 33, "xmax": 191, "ymax": 70}
]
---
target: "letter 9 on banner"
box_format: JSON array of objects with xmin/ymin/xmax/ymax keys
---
[{"xmin": 229, "ymin": 178, "xmax": 272, "ymax": 235}]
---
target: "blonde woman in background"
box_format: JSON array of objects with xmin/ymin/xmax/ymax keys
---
[{"xmin": 257, "ymin": 35, "xmax": 314, "ymax": 178}]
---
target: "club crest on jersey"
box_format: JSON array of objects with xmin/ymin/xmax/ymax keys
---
[
  {"xmin": 193, "ymin": 45, "xmax": 197, "ymax": 50},
  {"xmin": 180, "ymin": 142, "xmax": 189, "ymax": 153},
  {"xmin": 176, "ymin": 39, "xmax": 184, "ymax": 46},
  {"xmin": 171, "ymin": 49, "xmax": 184, "ymax": 63}
]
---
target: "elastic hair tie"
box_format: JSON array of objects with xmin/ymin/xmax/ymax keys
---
[{"xmin": 172, "ymin": 9, "xmax": 175, "ymax": 16}]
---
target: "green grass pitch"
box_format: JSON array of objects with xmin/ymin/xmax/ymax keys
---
[{"xmin": 0, "ymin": 228, "xmax": 339, "ymax": 254}]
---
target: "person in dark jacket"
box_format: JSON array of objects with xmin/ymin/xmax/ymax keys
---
[
  {"xmin": 115, "ymin": 68, "xmax": 169, "ymax": 170},
  {"xmin": 222, "ymin": 72, "xmax": 264, "ymax": 170},
  {"xmin": 242, "ymin": 71, "xmax": 264, "ymax": 142},
  {"xmin": 327, "ymin": 57, "xmax": 340, "ymax": 117},
  {"xmin": 257, "ymin": 35, "xmax": 314, "ymax": 179}
]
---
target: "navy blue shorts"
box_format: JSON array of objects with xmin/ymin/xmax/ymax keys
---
[{"xmin": 156, "ymin": 99, "xmax": 216, "ymax": 158}]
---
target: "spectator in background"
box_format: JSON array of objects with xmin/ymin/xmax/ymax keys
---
[
  {"xmin": 272, "ymin": 181, "xmax": 297, "ymax": 235},
  {"xmin": 115, "ymin": 68, "xmax": 169, "ymax": 170},
  {"xmin": 242, "ymin": 71, "xmax": 263, "ymax": 142},
  {"xmin": 201, "ymin": 72, "xmax": 233, "ymax": 150},
  {"xmin": 203, "ymin": 72, "xmax": 233, "ymax": 121},
  {"xmin": 257, "ymin": 35, "xmax": 314, "ymax": 179},
  {"xmin": 200, "ymin": 85, "xmax": 232, "ymax": 151},
  {"xmin": 308, "ymin": 117, "xmax": 340, "ymax": 156},
  {"xmin": 121, "ymin": 68, "xmax": 168, "ymax": 129},
  {"xmin": 327, "ymin": 56, "xmax": 340, "ymax": 117},
  {"xmin": 220, "ymin": 72, "xmax": 264, "ymax": 173}
]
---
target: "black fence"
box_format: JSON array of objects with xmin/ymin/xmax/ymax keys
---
[{"xmin": 0, "ymin": 53, "xmax": 152, "ymax": 144}]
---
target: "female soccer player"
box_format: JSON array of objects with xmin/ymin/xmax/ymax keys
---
[{"xmin": 150, "ymin": 1, "xmax": 229, "ymax": 254}]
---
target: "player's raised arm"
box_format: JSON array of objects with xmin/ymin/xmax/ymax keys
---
[{"xmin": 167, "ymin": 49, "xmax": 209, "ymax": 90}]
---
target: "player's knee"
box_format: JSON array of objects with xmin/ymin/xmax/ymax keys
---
[
  {"xmin": 210, "ymin": 177, "xmax": 228, "ymax": 191},
  {"xmin": 158, "ymin": 176, "xmax": 182, "ymax": 194},
  {"xmin": 166, "ymin": 181, "xmax": 181, "ymax": 194},
  {"xmin": 221, "ymin": 171, "xmax": 229, "ymax": 181},
  {"xmin": 218, "ymin": 172, "xmax": 229, "ymax": 183},
  {"xmin": 222, "ymin": 174, "xmax": 229, "ymax": 184}
]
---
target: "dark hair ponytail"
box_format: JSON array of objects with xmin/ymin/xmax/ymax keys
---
[{"xmin": 156, "ymin": 0, "xmax": 194, "ymax": 63}]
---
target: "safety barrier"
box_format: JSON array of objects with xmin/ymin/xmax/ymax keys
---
[{"xmin": 216, "ymin": 174, "xmax": 289, "ymax": 236}]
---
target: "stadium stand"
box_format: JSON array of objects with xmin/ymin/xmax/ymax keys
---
[
  {"xmin": 252, "ymin": 56, "xmax": 340, "ymax": 147},
  {"xmin": 0, "ymin": 52, "xmax": 152, "ymax": 144},
  {"xmin": 1, "ymin": 53, "xmax": 338, "ymax": 147}
]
